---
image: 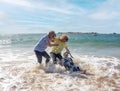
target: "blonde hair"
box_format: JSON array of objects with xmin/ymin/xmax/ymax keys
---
[{"xmin": 60, "ymin": 35, "xmax": 69, "ymax": 41}]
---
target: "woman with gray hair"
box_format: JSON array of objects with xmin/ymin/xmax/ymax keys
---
[{"xmin": 34, "ymin": 31, "xmax": 58, "ymax": 66}]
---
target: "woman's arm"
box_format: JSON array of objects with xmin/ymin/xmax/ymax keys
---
[
  {"xmin": 65, "ymin": 47, "xmax": 74, "ymax": 58},
  {"xmin": 46, "ymin": 40, "xmax": 58, "ymax": 47}
]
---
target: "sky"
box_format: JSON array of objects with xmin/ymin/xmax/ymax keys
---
[{"xmin": 0, "ymin": 0, "xmax": 120, "ymax": 34}]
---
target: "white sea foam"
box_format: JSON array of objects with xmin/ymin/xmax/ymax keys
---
[
  {"xmin": 0, "ymin": 33, "xmax": 120, "ymax": 91},
  {"xmin": 0, "ymin": 52, "xmax": 120, "ymax": 91}
]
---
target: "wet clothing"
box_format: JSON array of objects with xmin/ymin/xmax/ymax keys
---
[
  {"xmin": 34, "ymin": 51, "xmax": 50, "ymax": 64},
  {"xmin": 51, "ymin": 38, "xmax": 67, "ymax": 54},
  {"xmin": 34, "ymin": 35, "xmax": 50, "ymax": 64},
  {"xmin": 62, "ymin": 57, "xmax": 81, "ymax": 72},
  {"xmin": 34, "ymin": 35, "xmax": 50, "ymax": 52},
  {"xmin": 50, "ymin": 52, "xmax": 62, "ymax": 64},
  {"xmin": 50, "ymin": 38, "xmax": 67, "ymax": 64}
]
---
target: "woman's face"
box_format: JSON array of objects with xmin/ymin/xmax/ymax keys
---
[{"xmin": 50, "ymin": 34, "xmax": 56, "ymax": 40}]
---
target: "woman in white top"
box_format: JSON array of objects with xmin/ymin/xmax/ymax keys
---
[{"xmin": 34, "ymin": 31, "xmax": 58, "ymax": 66}]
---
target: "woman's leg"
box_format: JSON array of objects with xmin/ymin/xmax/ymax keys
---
[
  {"xmin": 56, "ymin": 54, "xmax": 63, "ymax": 65},
  {"xmin": 34, "ymin": 51, "xmax": 42, "ymax": 64},
  {"xmin": 42, "ymin": 51, "xmax": 50, "ymax": 64},
  {"xmin": 50, "ymin": 52, "xmax": 57, "ymax": 64}
]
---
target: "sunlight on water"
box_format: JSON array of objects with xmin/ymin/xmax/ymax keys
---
[
  {"xmin": 0, "ymin": 55, "xmax": 120, "ymax": 91},
  {"xmin": 0, "ymin": 33, "xmax": 120, "ymax": 91}
]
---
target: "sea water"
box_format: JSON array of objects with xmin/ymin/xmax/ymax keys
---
[{"xmin": 0, "ymin": 33, "xmax": 120, "ymax": 91}]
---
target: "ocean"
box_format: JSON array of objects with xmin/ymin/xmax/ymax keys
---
[{"xmin": 0, "ymin": 33, "xmax": 120, "ymax": 91}]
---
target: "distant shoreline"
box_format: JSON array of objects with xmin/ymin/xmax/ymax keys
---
[
  {"xmin": 57, "ymin": 32, "xmax": 119, "ymax": 34},
  {"xmin": 0, "ymin": 32, "xmax": 119, "ymax": 35}
]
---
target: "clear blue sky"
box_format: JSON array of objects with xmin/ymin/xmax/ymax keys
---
[{"xmin": 0, "ymin": 0, "xmax": 120, "ymax": 34}]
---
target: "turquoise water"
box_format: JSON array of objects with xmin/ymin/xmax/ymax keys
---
[
  {"xmin": 0, "ymin": 33, "xmax": 120, "ymax": 57},
  {"xmin": 0, "ymin": 33, "xmax": 120, "ymax": 91},
  {"xmin": 67, "ymin": 33, "xmax": 120, "ymax": 57}
]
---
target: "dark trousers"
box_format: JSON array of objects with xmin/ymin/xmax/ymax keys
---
[
  {"xmin": 50, "ymin": 52, "xmax": 62, "ymax": 64},
  {"xmin": 34, "ymin": 51, "xmax": 50, "ymax": 64}
]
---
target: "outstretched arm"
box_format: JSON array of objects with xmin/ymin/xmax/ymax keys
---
[
  {"xmin": 65, "ymin": 47, "xmax": 74, "ymax": 58},
  {"xmin": 46, "ymin": 40, "xmax": 58, "ymax": 47}
]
